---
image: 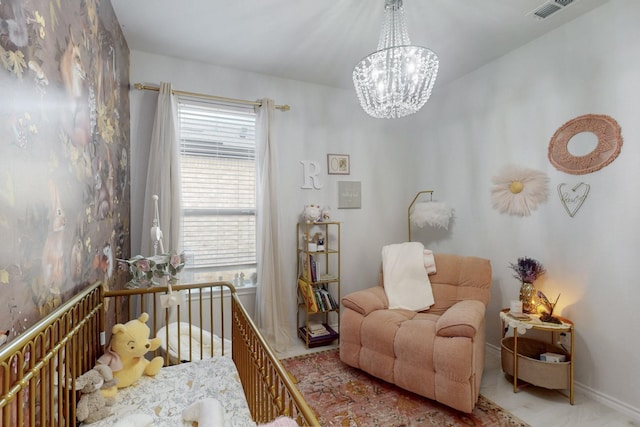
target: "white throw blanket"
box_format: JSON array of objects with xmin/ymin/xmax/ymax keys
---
[
  {"xmin": 382, "ymin": 242, "xmax": 434, "ymax": 311},
  {"xmin": 423, "ymin": 249, "xmax": 437, "ymax": 275}
]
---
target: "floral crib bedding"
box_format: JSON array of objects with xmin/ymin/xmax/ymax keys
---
[{"xmin": 87, "ymin": 356, "xmax": 256, "ymax": 427}]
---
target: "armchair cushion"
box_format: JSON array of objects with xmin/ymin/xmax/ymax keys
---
[
  {"xmin": 341, "ymin": 286, "xmax": 387, "ymax": 317},
  {"xmin": 436, "ymin": 299, "xmax": 486, "ymax": 338}
]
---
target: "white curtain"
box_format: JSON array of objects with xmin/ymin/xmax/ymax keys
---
[
  {"xmin": 141, "ymin": 82, "xmax": 182, "ymax": 257},
  {"xmin": 255, "ymin": 99, "xmax": 291, "ymax": 353}
]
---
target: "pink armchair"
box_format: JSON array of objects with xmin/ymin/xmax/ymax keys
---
[{"xmin": 340, "ymin": 253, "xmax": 492, "ymax": 413}]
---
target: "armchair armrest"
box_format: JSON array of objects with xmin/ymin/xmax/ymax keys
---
[
  {"xmin": 341, "ymin": 287, "xmax": 388, "ymax": 317},
  {"xmin": 436, "ymin": 300, "xmax": 486, "ymax": 338}
]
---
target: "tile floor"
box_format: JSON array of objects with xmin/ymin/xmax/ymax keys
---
[{"xmin": 278, "ymin": 341, "xmax": 640, "ymax": 427}]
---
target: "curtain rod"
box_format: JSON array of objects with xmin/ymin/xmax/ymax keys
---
[{"xmin": 132, "ymin": 83, "xmax": 290, "ymax": 111}]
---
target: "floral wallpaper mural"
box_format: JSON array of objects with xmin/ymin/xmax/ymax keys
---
[{"xmin": 0, "ymin": 0, "xmax": 130, "ymax": 345}]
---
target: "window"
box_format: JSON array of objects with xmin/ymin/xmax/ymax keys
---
[{"xmin": 177, "ymin": 97, "xmax": 257, "ymax": 286}]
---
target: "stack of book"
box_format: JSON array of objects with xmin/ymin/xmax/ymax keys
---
[
  {"xmin": 313, "ymin": 286, "xmax": 339, "ymax": 311},
  {"xmin": 298, "ymin": 279, "xmax": 339, "ymax": 313},
  {"xmin": 307, "ymin": 322, "xmax": 330, "ymax": 337}
]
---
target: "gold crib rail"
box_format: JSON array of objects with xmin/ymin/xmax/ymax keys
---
[
  {"xmin": 0, "ymin": 281, "xmax": 317, "ymax": 426},
  {"xmin": 0, "ymin": 282, "xmax": 104, "ymax": 427},
  {"xmin": 230, "ymin": 289, "xmax": 318, "ymax": 426},
  {"xmin": 104, "ymin": 282, "xmax": 319, "ymax": 426}
]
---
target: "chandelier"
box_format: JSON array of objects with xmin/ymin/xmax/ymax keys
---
[{"xmin": 353, "ymin": 0, "xmax": 439, "ymax": 119}]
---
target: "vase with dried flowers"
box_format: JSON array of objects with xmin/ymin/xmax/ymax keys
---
[
  {"xmin": 119, "ymin": 252, "xmax": 186, "ymax": 288},
  {"xmin": 509, "ymin": 257, "xmax": 546, "ymax": 314}
]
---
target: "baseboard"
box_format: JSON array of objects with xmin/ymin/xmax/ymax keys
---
[
  {"xmin": 575, "ymin": 383, "xmax": 640, "ymax": 422},
  {"xmin": 486, "ymin": 342, "xmax": 501, "ymax": 358},
  {"xmin": 485, "ymin": 343, "xmax": 640, "ymax": 422}
]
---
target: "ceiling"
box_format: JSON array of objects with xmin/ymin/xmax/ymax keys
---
[{"xmin": 110, "ymin": 0, "xmax": 609, "ymax": 90}]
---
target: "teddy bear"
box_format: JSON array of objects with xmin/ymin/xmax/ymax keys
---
[
  {"xmin": 97, "ymin": 312, "xmax": 164, "ymax": 398},
  {"xmin": 75, "ymin": 364, "xmax": 117, "ymax": 424},
  {"xmin": 302, "ymin": 204, "xmax": 322, "ymax": 223}
]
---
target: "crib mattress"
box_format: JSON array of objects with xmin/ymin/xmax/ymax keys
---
[
  {"xmin": 88, "ymin": 356, "xmax": 256, "ymax": 426},
  {"xmin": 157, "ymin": 322, "xmax": 232, "ymax": 363}
]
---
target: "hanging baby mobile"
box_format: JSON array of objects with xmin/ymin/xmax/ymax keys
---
[
  {"xmin": 118, "ymin": 195, "xmax": 186, "ymax": 288},
  {"xmin": 490, "ymin": 165, "xmax": 549, "ymax": 217}
]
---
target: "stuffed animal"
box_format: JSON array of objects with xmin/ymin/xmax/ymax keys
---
[
  {"xmin": 182, "ymin": 397, "xmax": 225, "ymax": 426},
  {"xmin": 302, "ymin": 204, "xmax": 322, "ymax": 223},
  {"xmin": 97, "ymin": 312, "xmax": 164, "ymax": 398},
  {"xmin": 75, "ymin": 364, "xmax": 117, "ymax": 424}
]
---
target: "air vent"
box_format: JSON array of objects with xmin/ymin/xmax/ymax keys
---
[{"xmin": 530, "ymin": 0, "xmax": 576, "ymax": 20}]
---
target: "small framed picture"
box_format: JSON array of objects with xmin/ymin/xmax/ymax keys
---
[
  {"xmin": 327, "ymin": 154, "xmax": 350, "ymax": 175},
  {"xmin": 338, "ymin": 181, "xmax": 361, "ymax": 209}
]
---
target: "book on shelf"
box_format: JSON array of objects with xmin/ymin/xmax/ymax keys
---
[
  {"xmin": 298, "ymin": 278, "xmax": 318, "ymax": 313},
  {"xmin": 313, "ymin": 288, "xmax": 325, "ymax": 311},
  {"xmin": 299, "ymin": 252, "xmax": 310, "ymax": 282},
  {"xmin": 308, "ymin": 327, "xmax": 330, "ymax": 337},
  {"xmin": 328, "ymin": 291, "xmax": 339, "ymax": 309},
  {"xmin": 318, "ymin": 288, "xmax": 335, "ymax": 310},
  {"xmin": 308, "ymin": 321, "xmax": 325, "ymax": 332},
  {"xmin": 298, "ymin": 324, "xmax": 338, "ymax": 346},
  {"xmin": 309, "ymin": 254, "xmax": 318, "ymax": 282},
  {"xmin": 305, "ymin": 322, "xmax": 329, "ymax": 337},
  {"xmin": 321, "ymin": 290, "xmax": 331, "ymax": 310},
  {"xmin": 319, "ymin": 286, "xmax": 338, "ymax": 310}
]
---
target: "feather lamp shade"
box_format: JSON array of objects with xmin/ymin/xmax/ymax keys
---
[{"xmin": 410, "ymin": 202, "xmax": 453, "ymax": 230}]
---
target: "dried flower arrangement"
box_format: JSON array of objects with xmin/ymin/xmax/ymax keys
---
[{"xmin": 508, "ymin": 257, "xmax": 546, "ymax": 284}]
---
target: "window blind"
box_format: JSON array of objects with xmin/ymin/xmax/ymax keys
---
[{"xmin": 178, "ymin": 97, "xmax": 257, "ymax": 280}]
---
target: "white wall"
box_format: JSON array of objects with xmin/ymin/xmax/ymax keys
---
[
  {"xmin": 411, "ymin": 0, "xmax": 640, "ymax": 416},
  {"xmin": 128, "ymin": 0, "xmax": 640, "ymax": 417},
  {"xmin": 128, "ymin": 50, "xmax": 419, "ymax": 350}
]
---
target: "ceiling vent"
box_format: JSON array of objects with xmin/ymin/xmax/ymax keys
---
[{"xmin": 530, "ymin": 0, "xmax": 576, "ymax": 20}]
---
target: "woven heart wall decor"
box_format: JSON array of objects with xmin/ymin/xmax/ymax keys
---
[{"xmin": 557, "ymin": 183, "xmax": 590, "ymax": 217}]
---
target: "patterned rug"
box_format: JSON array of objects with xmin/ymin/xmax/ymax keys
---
[{"xmin": 281, "ymin": 349, "xmax": 530, "ymax": 427}]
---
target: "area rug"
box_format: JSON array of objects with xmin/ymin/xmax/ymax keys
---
[{"xmin": 281, "ymin": 349, "xmax": 530, "ymax": 427}]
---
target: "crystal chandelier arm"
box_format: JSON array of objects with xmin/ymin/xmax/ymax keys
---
[{"xmin": 378, "ymin": 0, "xmax": 411, "ymax": 50}]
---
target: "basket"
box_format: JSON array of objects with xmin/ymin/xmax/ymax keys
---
[{"xmin": 501, "ymin": 336, "xmax": 570, "ymax": 390}]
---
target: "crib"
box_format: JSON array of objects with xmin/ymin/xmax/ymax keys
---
[{"xmin": 0, "ymin": 281, "xmax": 318, "ymax": 426}]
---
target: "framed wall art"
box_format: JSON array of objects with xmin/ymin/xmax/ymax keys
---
[
  {"xmin": 327, "ymin": 154, "xmax": 350, "ymax": 175},
  {"xmin": 338, "ymin": 181, "xmax": 361, "ymax": 209}
]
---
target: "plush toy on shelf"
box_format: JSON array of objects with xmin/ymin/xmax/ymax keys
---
[
  {"xmin": 313, "ymin": 232, "xmax": 325, "ymax": 251},
  {"xmin": 97, "ymin": 312, "xmax": 164, "ymax": 397},
  {"xmin": 302, "ymin": 204, "xmax": 322, "ymax": 223}
]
